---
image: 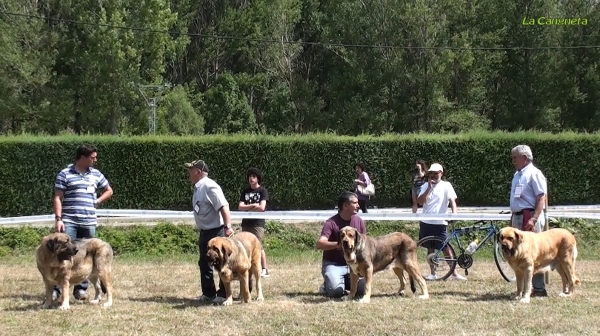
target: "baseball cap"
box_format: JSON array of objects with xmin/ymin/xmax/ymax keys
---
[
  {"xmin": 183, "ymin": 159, "xmax": 209, "ymax": 172},
  {"xmin": 428, "ymin": 163, "xmax": 444, "ymax": 172}
]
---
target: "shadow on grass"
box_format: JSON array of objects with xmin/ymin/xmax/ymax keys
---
[
  {"xmin": 128, "ymin": 296, "xmax": 211, "ymax": 309},
  {"xmin": 435, "ymin": 290, "xmax": 514, "ymax": 301},
  {"xmin": 283, "ymin": 291, "xmax": 413, "ymax": 304},
  {"xmin": 1, "ymin": 293, "xmax": 105, "ymax": 311},
  {"xmin": 1, "ymin": 293, "xmax": 43, "ymax": 311}
]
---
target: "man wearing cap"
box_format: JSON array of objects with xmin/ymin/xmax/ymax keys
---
[
  {"xmin": 417, "ymin": 163, "xmax": 467, "ymax": 281},
  {"xmin": 184, "ymin": 159, "xmax": 234, "ymax": 305},
  {"xmin": 510, "ymin": 144, "xmax": 548, "ymax": 297}
]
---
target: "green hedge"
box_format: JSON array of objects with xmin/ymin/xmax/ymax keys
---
[
  {"xmin": 0, "ymin": 221, "xmax": 330, "ymax": 257},
  {"xmin": 1, "ymin": 220, "xmax": 598, "ymax": 258},
  {"xmin": 0, "ymin": 131, "xmax": 599, "ymax": 217}
]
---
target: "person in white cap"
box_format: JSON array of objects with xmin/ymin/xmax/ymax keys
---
[{"xmin": 417, "ymin": 162, "xmax": 467, "ymax": 281}]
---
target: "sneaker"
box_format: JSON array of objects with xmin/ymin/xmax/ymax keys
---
[
  {"xmin": 425, "ymin": 274, "xmax": 438, "ymax": 281},
  {"xmin": 451, "ymin": 274, "xmax": 468, "ymax": 281},
  {"xmin": 73, "ymin": 289, "xmax": 87, "ymax": 300},
  {"xmin": 195, "ymin": 294, "xmax": 216, "ymax": 302},
  {"xmin": 211, "ymin": 296, "xmax": 226, "ymax": 305},
  {"xmin": 52, "ymin": 289, "xmax": 60, "ymax": 301},
  {"xmin": 531, "ymin": 289, "xmax": 548, "ymax": 297},
  {"xmin": 319, "ymin": 283, "xmax": 327, "ymax": 294},
  {"xmin": 261, "ymin": 268, "xmax": 270, "ymax": 278}
]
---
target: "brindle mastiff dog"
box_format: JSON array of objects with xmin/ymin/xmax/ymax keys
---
[
  {"xmin": 339, "ymin": 226, "xmax": 429, "ymax": 303},
  {"xmin": 36, "ymin": 232, "xmax": 114, "ymax": 310},
  {"xmin": 498, "ymin": 226, "xmax": 581, "ymax": 303},
  {"xmin": 206, "ymin": 232, "xmax": 265, "ymax": 306}
]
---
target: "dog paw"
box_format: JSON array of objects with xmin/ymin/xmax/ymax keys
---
[
  {"xmin": 418, "ymin": 294, "xmax": 429, "ymax": 300},
  {"xmin": 358, "ymin": 297, "xmax": 370, "ymax": 304},
  {"xmin": 57, "ymin": 304, "xmax": 71, "ymax": 310},
  {"xmin": 256, "ymin": 295, "xmax": 264, "ymax": 302},
  {"xmin": 519, "ymin": 297, "xmax": 531, "ymax": 304},
  {"xmin": 397, "ymin": 290, "xmax": 405, "ymax": 297},
  {"xmin": 102, "ymin": 302, "xmax": 112, "ymax": 308},
  {"xmin": 559, "ymin": 292, "xmax": 572, "ymax": 298},
  {"xmin": 222, "ymin": 298, "xmax": 233, "ymax": 306},
  {"xmin": 90, "ymin": 299, "xmax": 100, "ymax": 305}
]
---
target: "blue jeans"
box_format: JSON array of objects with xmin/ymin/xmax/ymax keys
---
[
  {"xmin": 321, "ymin": 261, "xmax": 365, "ymax": 298},
  {"xmin": 54, "ymin": 224, "xmax": 96, "ymax": 295}
]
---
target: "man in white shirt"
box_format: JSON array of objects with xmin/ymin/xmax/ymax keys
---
[
  {"xmin": 417, "ymin": 163, "xmax": 467, "ymax": 281},
  {"xmin": 510, "ymin": 144, "xmax": 548, "ymax": 297},
  {"xmin": 184, "ymin": 159, "xmax": 234, "ymax": 305}
]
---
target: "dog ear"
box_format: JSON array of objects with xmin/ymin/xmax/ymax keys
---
[
  {"xmin": 221, "ymin": 240, "xmax": 233, "ymax": 263},
  {"xmin": 46, "ymin": 238, "xmax": 58, "ymax": 252},
  {"xmin": 354, "ymin": 229, "xmax": 360, "ymax": 247},
  {"xmin": 515, "ymin": 231, "xmax": 521, "ymax": 243}
]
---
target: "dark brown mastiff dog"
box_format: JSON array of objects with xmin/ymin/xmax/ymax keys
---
[
  {"xmin": 339, "ymin": 226, "xmax": 429, "ymax": 303},
  {"xmin": 36, "ymin": 232, "xmax": 114, "ymax": 310},
  {"xmin": 206, "ymin": 232, "xmax": 265, "ymax": 306}
]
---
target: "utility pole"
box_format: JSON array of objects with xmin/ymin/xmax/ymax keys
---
[{"xmin": 136, "ymin": 83, "xmax": 171, "ymax": 134}]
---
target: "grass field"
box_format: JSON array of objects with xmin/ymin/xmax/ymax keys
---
[{"xmin": 1, "ymin": 250, "xmax": 599, "ymax": 336}]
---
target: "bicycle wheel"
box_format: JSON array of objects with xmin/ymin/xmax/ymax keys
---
[
  {"xmin": 493, "ymin": 234, "xmax": 516, "ymax": 282},
  {"xmin": 416, "ymin": 236, "xmax": 458, "ymax": 281}
]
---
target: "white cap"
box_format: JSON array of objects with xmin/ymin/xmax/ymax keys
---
[{"xmin": 428, "ymin": 163, "xmax": 444, "ymax": 172}]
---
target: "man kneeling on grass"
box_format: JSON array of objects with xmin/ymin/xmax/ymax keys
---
[{"xmin": 315, "ymin": 191, "xmax": 366, "ymax": 298}]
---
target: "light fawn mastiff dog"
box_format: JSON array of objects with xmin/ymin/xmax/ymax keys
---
[
  {"xmin": 339, "ymin": 226, "xmax": 429, "ymax": 303},
  {"xmin": 498, "ymin": 227, "xmax": 581, "ymax": 303},
  {"xmin": 36, "ymin": 232, "xmax": 114, "ymax": 310},
  {"xmin": 206, "ymin": 232, "xmax": 264, "ymax": 306}
]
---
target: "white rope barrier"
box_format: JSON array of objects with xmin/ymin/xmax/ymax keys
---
[{"xmin": 1, "ymin": 206, "xmax": 600, "ymax": 225}]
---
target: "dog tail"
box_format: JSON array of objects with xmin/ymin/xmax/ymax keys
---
[
  {"xmin": 410, "ymin": 275, "xmax": 416, "ymax": 294},
  {"xmin": 573, "ymin": 245, "xmax": 581, "ymax": 286}
]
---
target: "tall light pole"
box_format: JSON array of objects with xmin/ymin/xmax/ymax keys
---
[{"xmin": 137, "ymin": 83, "xmax": 171, "ymax": 134}]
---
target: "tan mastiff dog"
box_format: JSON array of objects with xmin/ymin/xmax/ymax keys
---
[
  {"xmin": 206, "ymin": 231, "xmax": 264, "ymax": 306},
  {"xmin": 36, "ymin": 232, "xmax": 114, "ymax": 310},
  {"xmin": 498, "ymin": 227, "xmax": 581, "ymax": 303}
]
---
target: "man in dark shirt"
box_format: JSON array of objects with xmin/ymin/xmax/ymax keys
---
[
  {"xmin": 238, "ymin": 167, "xmax": 271, "ymax": 277},
  {"xmin": 315, "ymin": 191, "xmax": 366, "ymax": 298}
]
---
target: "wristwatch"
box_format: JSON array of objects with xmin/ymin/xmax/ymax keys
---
[
  {"xmin": 55, "ymin": 216, "xmax": 62, "ymax": 222},
  {"xmin": 225, "ymin": 223, "xmax": 232, "ymax": 229}
]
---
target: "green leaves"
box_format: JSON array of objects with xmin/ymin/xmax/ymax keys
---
[
  {"xmin": 1, "ymin": 0, "xmax": 600, "ymax": 135},
  {"xmin": 1, "ymin": 132, "xmax": 599, "ymax": 216}
]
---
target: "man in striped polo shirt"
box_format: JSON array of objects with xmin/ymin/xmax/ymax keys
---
[{"xmin": 52, "ymin": 144, "xmax": 114, "ymax": 301}]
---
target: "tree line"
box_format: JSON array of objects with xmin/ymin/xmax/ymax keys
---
[{"xmin": 1, "ymin": 0, "xmax": 599, "ymax": 136}]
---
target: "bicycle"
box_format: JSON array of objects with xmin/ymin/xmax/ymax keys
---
[{"xmin": 416, "ymin": 211, "xmax": 516, "ymax": 282}]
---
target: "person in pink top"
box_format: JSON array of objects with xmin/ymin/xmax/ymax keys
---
[{"xmin": 353, "ymin": 163, "xmax": 372, "ymax": 213}]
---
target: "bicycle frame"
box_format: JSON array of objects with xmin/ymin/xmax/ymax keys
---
[
  {"xmin": 418, "ymin": 214, "xmax": 516, "ymax": 282},
  {"xmin": 448, "ymin": 221, "xmax": 501, "ymax": 254}
]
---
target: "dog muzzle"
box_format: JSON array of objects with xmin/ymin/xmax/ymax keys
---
[
  {"xmin": 501, "ymin": 244, "xmax": 515, "ymax": 258},
  {"xmin": 342, "ymin": 240, "xmax": 353, "ymax": 250}
]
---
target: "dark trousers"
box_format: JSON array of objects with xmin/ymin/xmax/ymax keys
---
[
  {"xmin": 55, "ymin": 224, "xmax": 95, "ymax": 295},
  {"xmin": 358, "ymin": 199, "xmax": 368, "ymax": 213},
  {"xmin": 198, "ymin": 226, "xmax": 226, "ymax": 298}
]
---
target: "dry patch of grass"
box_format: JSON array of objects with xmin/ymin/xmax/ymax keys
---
[{"xmin": 1, "ymin": 254, "xmax": 599, "ymax": 336}]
